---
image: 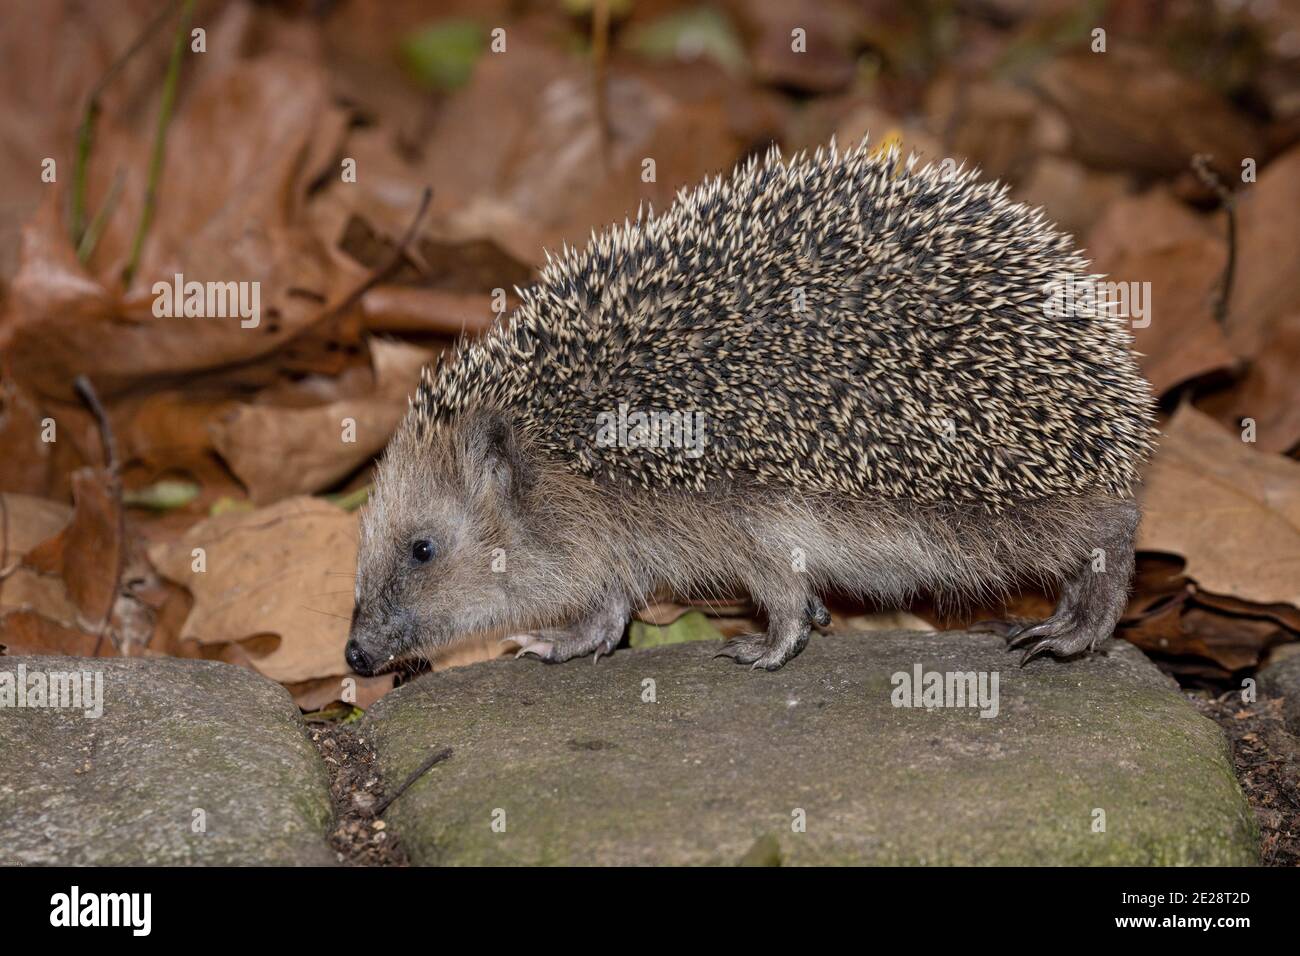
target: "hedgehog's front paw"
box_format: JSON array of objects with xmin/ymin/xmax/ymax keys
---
[
  {"xmin": 502, "ymin": 632, "xmax": 558, "ymax": 662},
  {"xmin": 714, "ymin": 630, "xmax": 807, "ymax": 671},
  {"xmin": 501, "ymin": 623, "xmax": 622, "ymax": 664}
]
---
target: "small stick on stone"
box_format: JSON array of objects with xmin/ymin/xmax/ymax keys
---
[{"xmin": 374, "ymin": 746, "xmax": 453, "ymax": 817}]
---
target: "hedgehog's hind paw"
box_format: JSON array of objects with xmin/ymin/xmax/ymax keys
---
[
  {"xmin": 1004, "ymin": 615, "xmax": 1072, "ymax": 647},
  {"xmin": 970, "ymin": 617, "xmax": 1036, "ymax": 639},
  {"xmin": 1011, "ymin": 619, "xmax": 1104, "ymax": 665},
  {"xmin": 975, "ymin": 613, "xmax": 1078, "ymax": 646}
]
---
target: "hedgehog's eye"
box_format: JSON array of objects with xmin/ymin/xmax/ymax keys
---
[{"xmin": 411, "ymin": 539, "xmax": 435, "ymax": 564}]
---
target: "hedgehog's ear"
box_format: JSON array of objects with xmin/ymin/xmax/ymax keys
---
[{"xmin": 463, "ymin": 412, "xmax": 533, "ymax": 501}]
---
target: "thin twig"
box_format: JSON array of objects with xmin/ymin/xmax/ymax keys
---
[
  {"xmin": 74, "ymin": 375, "xmax": 120, "ymax": 472},
  {"xmin": 1192, "ymin": 153, "xmax": 1237, "ymax": 326},
  {"xmin": 74, "ymin": 376, "xmax": 125, "ymax": 656},
  {"xmin": 268, "ymin": 186, "xmax": 433, "ymax": 362},
  {"xmin": 71, "ymin": 0, "xmax": 180, "ymax": 246},
  {"xmin": 77, "ymin": 168, "xmax": 126, "ymax": 263},
  {"xmin": 374, "ymin": 747, "xmax": 453, "ymax": 817},
  {"xmin": 123, "ymin": 0, "xmax": 194, "ymax": 286},
  {"xmin": 323, "ymin": 186, "xmax": 433, "ymax": 322},
  {"xmin": 591, "ymin": 0, "xmax": 613, "ymax": 172}
]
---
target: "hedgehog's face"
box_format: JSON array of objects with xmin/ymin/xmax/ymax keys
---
[{"xmin": 346, "ymin": 413, "xmax": 533, "ymax": 676}]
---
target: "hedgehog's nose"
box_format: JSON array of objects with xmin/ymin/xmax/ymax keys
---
[{"xmin": 345, "ymin": 638, "xmax": 374, "ymax": 676}]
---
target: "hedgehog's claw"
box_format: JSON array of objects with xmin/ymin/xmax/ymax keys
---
[
  {"xmin": 1006, "ymin": 617, "xmax": 1069, "ymax": 647},
  {"xmin": 501, "ymin": 613, "xmax": 624, "ymax": 664},
  {"xmin": 502, "ymin": 633, "xmax": 555, "ymax": 661},
  {"xmin": 1018, "ymin": 641, "xmax": 1054, "ymax": 666},
  {"xmin": 714, "ymin": 633, "xmax": 771, "ymax": 667},
  {"xmin": 971, "ymin": 618, "xmax": 1032, "ymax": 639},
  {"xmin": 806, "ymin": 596, "xmax": 831, "ymax": 628},
  {"xmin": 1014, "ymin": 621, "xmax": 1101, "ymax": 665}
]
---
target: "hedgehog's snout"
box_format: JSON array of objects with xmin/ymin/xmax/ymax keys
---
[
  {"xmin": 344, "ymin": 636, "xmax": 374, "ymax": 676},
  {"xmin": 346, "ymin": 601, "xmax": 394, "ymax": 676},
  {"xmin": 345, "ymin": 602, "xmax": 376, "ymax": 675}
]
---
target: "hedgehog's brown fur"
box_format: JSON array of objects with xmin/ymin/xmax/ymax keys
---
[{"xmin": 347, "ymin": 139, "xmax": 1156, "ymax": 675}]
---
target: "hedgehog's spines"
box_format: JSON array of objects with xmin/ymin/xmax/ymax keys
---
[{"xmin": 409, "ymin": 137, "xmax": 1157, "ymax": 508}]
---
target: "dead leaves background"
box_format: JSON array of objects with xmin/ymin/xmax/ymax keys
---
[{"xmin": 1, "ymin": 0, "xmax": 1298, "ymax": 702}]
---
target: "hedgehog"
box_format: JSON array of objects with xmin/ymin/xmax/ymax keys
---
[{"xmin": 344, "ymin": 139, "xmax": 1157, "ymax": 677}]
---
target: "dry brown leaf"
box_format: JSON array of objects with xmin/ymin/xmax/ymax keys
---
[
  {"xmin": 1138, "ymin": 405, "xmax": 1300, "ymax": 609},
  {"xmin": 925, "ymin": 78, "xmax": 1043, "ymax": 185},
  {"xmin": 209, "ymin": 339, "xmax": 432, "ymax": 503},
  {"xmin": 1014, "ymin": 156, "xmax": 1130, "ymax": 241},
  {"xmin": 1085, "ymin": 187, "xmax": 1215, "ymax": 262},
  {"xmin": 736, "ymin": 0, "xmax": 860, "ymax": 93},
  {"xmin": 22, "ymin": 468, "xmax": 122, "ymax": 626},
  {"xmin": 1085, "ymin": 190, "xmax": 1236, "ymax": 397},
  {"xmin": 0, "ymin": 492, "xmax": 71, "ymax": 555},
  {"xmin": 0, "ymin": 0, "xmax": 168, "ymax": 282},
  {"xmin": 1034, "ymin": 47, "xmax": 1263, "ymax": 177},
  {"xmin": 1199, "ymin": 312, "xmax": 1300, "ymax": 455},
  {"xmin": 360, "ymin": 287, "xmax": 496, "ymax": 337},
  {"xmin": 148, "ymin": 496, "xmax": 357, "ymax": 684},
  {"xmin": 0, "ymin": 507, "xmax": 81, "ymax": 633},
  {"xmin": 0, "ymin": 380, "xmax": 59, "ymax": 495},
  {"xmin": 1, "ymin": 53, "xmax": 356, "ymax": 401},
  {"xmin": 823, "ymin": 104, "xmax": 945, "ymax": 170},
  {"xmin": 1226, "ymin": 144, "xmax": 1300, "ymax": 358},
  {"xmin": 1125, "ymin": 553, "xmax": 1191, "ymax": 619},
  {"xmin": 0, "ymin": 609, "xmax": 105, "ymax": 657},
  {"xmin": 403, "ymin": 38, "xmax": 743, "ymax": 266},
  {"xmin": 1122, "ymin": 599, "xmax": 1285, "ymax": 675},
  {"xmin": 288, "ymin": 673, "xmax": 395, "ymax": 711},
  {"xmin": 837, "ymin": 611, "xmax": 936, "ymax": 632},
  {"xmin": 636, "ymin": 601, "xmax": 697, "ymax": 626},
  {"xmin": 1122, "ymin": 241, "xmax": 1237, "ymax": 396},
  {"xmin": 1189, "ymin": 588, "xmax": 1300, "ymax": 637}
]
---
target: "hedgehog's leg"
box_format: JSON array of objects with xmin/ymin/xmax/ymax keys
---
[
  {"xmin": 1009, "ymin": 501, "xmax": 1139, "ymax": 665},
  {"xmin": 715, "ymin": 592, "xmax": 826, "ymax": 671},
  {"xmin": 503, "ymin": 595, "xmax": 630, "ymax": 664}
]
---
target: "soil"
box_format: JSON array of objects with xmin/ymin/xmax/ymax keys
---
[
  {"xmin": 310, "ymin": 720, "xmax": 410, "ymax": 867},
  {"xmin": 1189, "ymin": 690, "xmax": 1300, "ymax": 867}
]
